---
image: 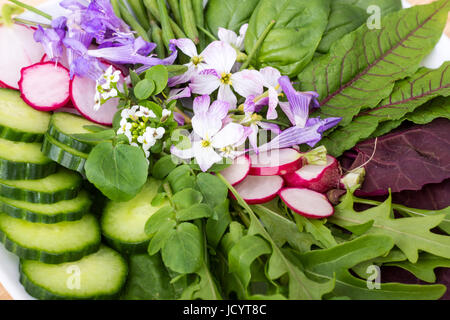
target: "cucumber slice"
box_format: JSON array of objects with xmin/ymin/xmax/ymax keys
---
[
  {"xmin": 20, "ymin": 245, "xmax": 127, "ymax": 300},
  {"xmin": 101, "ymin": 179, "xmax": 166, "ymax": 254},
  {"xmin": 0, "ymin": 89, "xmax": 51, "ymax": 142},
  {"xmin": 0, "ymin": 190, "xmax": 91, "ymax": 223},
  {"xmin": 41, "ymin": 134, "xmax": 88, "ymax": 174},
  {"xmin": 0, "ymin": 213, "xmax": 100, "ymax": 263},
  {"xmin": 48, "ymin": 112, "xmax": 105, "ymax": 153},
  {"xmin": 0, "ymin": 138, "xmax": 57, "ymax": 180},
  {"xmin": 0, "ymin": 168, "xmax": 82, "ymax": 204}
]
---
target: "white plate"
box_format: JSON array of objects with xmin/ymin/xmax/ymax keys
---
[{"xmin": 1, "ymin": 0, "xmax": 449, "ymax": 300}]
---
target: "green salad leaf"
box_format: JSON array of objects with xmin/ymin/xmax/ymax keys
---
[
  {"xmin": 245, "ymin": 0, "xmax": 330, "ymax": 77},
  {"xmin": 299, "ymin": 0, "xmax": 449, "ymax": 128}
]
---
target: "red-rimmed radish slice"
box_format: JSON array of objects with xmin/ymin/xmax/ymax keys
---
[
  {"xmin": 249, "ymin": 148, "xmax": 303, "ymax": 176},
  {"xmin": 18, "ymin": 62, "xmax": 70, "ymax": 111},
  {"xmin": 283, "ymin": 155, "xmax": 340, "ymax": 193},
  {"xmin": 220, "ymin": 155, "xmax": 251, "ymax": 186},
  {"xmin": 0, "ymin": 24, "xmax": 45, "ymax": 89},
  {"xmin": 279, "ymin": 188, "xmax": 334, "ymax": 219},
  {"xmin": 233, "ymin": 175, "xmax": 284, "ymax": 204},
  {"xmin": 70, "ymin": 72, "xmax": 123, "ymax": 126}
]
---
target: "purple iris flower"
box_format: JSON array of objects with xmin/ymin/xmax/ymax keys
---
[{"xmin": 33, "ymin": 16, "xmax": 67, "ymax": 61}]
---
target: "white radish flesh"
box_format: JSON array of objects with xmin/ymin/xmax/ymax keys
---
[
  {"xmin": 234, "ymin": 175, "xmax": 284, "ymax": 204},
  {"xmin": 70, "ymin": 74, "xmax": 123, "ymax": 126},
  {"xmin": 283, "ymin": 155, "xmax": 340, "ymax": 193},
  {"xmin": 19, "ymin": 62, "xmax": 70, "ymax": 111},
  {"xmin": 220, "ymin": 155, "xmax": 251, "ymax": 186},
  {"xmin": 279, "ymin": 188, "xmax": 334, "ymax": 219},
  {"xmin": 249, "ymin": 148, "xmax": 303, "ymax": 176},
  {"xmin": 0, "ymin": 24, "xmax": 45, "ymax": 89}
]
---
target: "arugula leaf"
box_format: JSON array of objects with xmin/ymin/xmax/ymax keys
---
[
  {"xmin": 228, "ymin": 235, "xmax": 271, "ymax": 291},
  {"xmin": 122, "ymin": 254, "xmax": 179, "ymax": 300},
  {"xmin": 85, "ymin": 142, "xmax": 149, "ymax": 202},
  {"xmin": 352, "ymin": 249, "xmax": 407, "ymax": 279},
  {"xmin": 245, "ymin": 0, "xmax": 330, "ymax": 76},
  {"xmin": 329, "ymin": 190, "xmax": 450, "ymax": 263},
  {"xmin": 297, "ymin": 235, "xmax": 446, "ymax": 299},
  {"xmin": 293, "ymin": 215, "xmax": 338, "ymax": 248},
  {"xmin": 205, "ymin": 0, "xmax": 260, "ymax": 36},
  {"xmin": 299, "ymin": 0, "xmax": 449, "ymax": 127},
  {"xmin": 386, "ymin": 253, "xmax": 450, "ymax": 283},
  {"xmin": 321, "ymin": 62, "xmax": 450, "ymax": 156}
]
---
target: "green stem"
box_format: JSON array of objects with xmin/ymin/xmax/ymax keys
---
[
  {"xmin": 162, "ymin": 181, "xmax": 175, "ymax": 208},
  {"xmin": 117, "ymin": 0, "xmax": 150, "ymax": 42},
  {"xmin": 197, "ymin": 25, "xmax": 217, "ymax": 42},
  {"xmin": 13, "ymin": 16, "xmax": 49, "ymax": 28},
  {"xmin": 7, "ymin": 0, "xmax": 51, "ymax": 20},
  {"xmin": 240, "ymin": 20, "xmax": 276, "ymax": 71},
  {"xmin": 110, "ymin": 0, "xmax": 122, "ymax": 19}
]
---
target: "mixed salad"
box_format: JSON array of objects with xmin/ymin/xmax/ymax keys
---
[{"xmin": 0, "ymin": 0, "xmax": 449, "ymax": 300}]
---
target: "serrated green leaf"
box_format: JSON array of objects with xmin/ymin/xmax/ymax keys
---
[
  {"xmin": 406, "ymin": 95, "xmax": 450, "ymax": 124},
  {"xmin": 352, "ymin": 249, "xmax": 407, "ymax": 279},
  {"xmin": 297, "ymin": 235, "xmax": 445, "ymax": 299},
  {"xmin": 321, "ymin": 62, "xmax": 450, "ymax": 156},
  {"xmin": 228, "ymin": 235, "xmax": 272, "ymax": 290},
  {"xmin": 293, "ymin": 215, "xmax": 338, "ymax": 248},
  {"xmin": 386, "ymin": 253, "xmax": 450, "ymax": 283},
  {"xmin": 299, "ymin": 0, "xmax": 449, "ymax": 129},
  {"xmin": 329, "ymin": 191, "xmax": 450, "ymax": 263}
]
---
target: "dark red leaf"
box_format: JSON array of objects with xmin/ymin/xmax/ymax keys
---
[{"xmin": 392, "ymin": 179, "xmax": 450, "ymax": 211}]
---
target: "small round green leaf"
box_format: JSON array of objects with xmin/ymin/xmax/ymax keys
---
[
  {"xmin": 145, "ymin": 65, "xmax": 169, "ymax": 95},
  {"xmin": 134, "ymin": 78, "xmax": 155, "ymax": 100}
]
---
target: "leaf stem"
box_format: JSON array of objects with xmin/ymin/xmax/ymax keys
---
[
  {"xmin": 7, "ymin": 0, "xmax": 51, "ymax": 20},
  {"xmin": 162, "ymin": 181, "xmax": 175, "ymax": 208},
  {"xmin": 175, "ymin": 106, "xmax": 192, "ymax": 124},
  {"xmin": 197, "ymin": 25, "xmax": 217, "ymax": 42},
  {"xmin": 240, "ymin": 20, "xmax": 276, "ymax": 71},
  {"xmin": 13, "ymin": 17, "xmax": 50, "ymax": 27}
]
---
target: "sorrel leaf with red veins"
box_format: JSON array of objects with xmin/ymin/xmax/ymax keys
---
[
  {"xmin": 298, "ymin": 0, "xmax": 449, "ymax": 127},
  {"xmin": 346, "ymin": 119, "xmax": 450, "ymax": 195},
  {"xmin": 321, "ymin": 62, "xmax": 450, "ymax": 156}
]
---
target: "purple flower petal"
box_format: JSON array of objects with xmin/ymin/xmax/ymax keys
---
[
  {"xmin": 173, "ymin": 112, "xmax": 185, "ymax": 126},
  {"xmin": 279, "ymin": 76, "xmax": 311, "ymax": 128},
  {"xmin": 167, "ymin": 87, "xmax": 191, "ymax": 102},
  {"xmin": 258, "ymin": 121, "xmax": 281, "ymax": 134}
]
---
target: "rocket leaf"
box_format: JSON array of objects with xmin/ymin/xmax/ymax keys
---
[
  {"xmin": 321, "ymin": 62, "xmax": 450, "ymax": 156},
  {"xmin": 296, "ymin": 235, "xmax": 446, "ymax": 299},
  {"xmin": 298, "ymin": 0, "xmax": 449, "ymax": 127},
  {"xmin": 352, "ymin": 249, "xmax": 407, "ymax": 279},
  {"xmin": 329, "ymin": 190, "xmax": 450, "ymax": 263}
]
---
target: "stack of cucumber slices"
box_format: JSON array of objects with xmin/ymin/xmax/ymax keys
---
[{"xmin": 0, "ymin": 89, "xmax": 128, "ymax": 300}]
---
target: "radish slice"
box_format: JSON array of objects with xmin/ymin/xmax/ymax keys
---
[
  {"xmin": 0, "ymin": 24, "xmax": 45, "ymax": 89},
  {"xmin": 70, "ymin": 73, "xmax": 123, "ymax": 126},
  {"xmin": 19, "ymin": 62, "xmax": 70, "ymax": 111},
  {"xmin": 233, "ymin": 175, "xmax": 284, "ymax": 204},
  {"xmin": 283, "ymin": 155, "xmax": 341, "ymax": 193},
  {"xmin": 249, "ymin": 148, "xmax": 303, "ymax": 176},
  {"xmin": 220, "ymin": 155, "xmax": 251, "ymax": 186},
  {"xmin": 279, "ymin": 188, "xmax": 334, "ymax": 219}
]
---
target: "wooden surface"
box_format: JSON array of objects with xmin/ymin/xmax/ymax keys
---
[{"xmin": 0, "ymin": 0, "xmax": 449, "ymax": 301}]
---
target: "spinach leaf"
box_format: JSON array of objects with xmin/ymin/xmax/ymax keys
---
[
  {"xmin": 321, "ymin": 61, "xmax": 450, "ymax": 156},
  {"xmin": 205, "ymin": 0, "xmax": 260, "ymax": 36},
  {"xmin": 85, "ymin": 142, "xmax": 149, "ymax": 202},
  {"xmin": 244, "ymin": 0, "xmax": 330, "ymax": 77},
  {"xmin": 299, "ymin": 0, "xmax": 449, "ymax": 127}
]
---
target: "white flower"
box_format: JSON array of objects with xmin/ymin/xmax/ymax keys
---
[
  {"xmin": 162, "ymin": 109, "xmax": 171, "ymax": 118},
  {"xmin": 135, "ymin": 106, "xmax": 156, "ymax": 118},
  {"xmin": 117, "ymin": 119, "xmax": 132, "ymax": 142},
  {"xmin": 101, "ymin": 65, "xmax": 121, "ymax": 90},
  {"xmin": 154, "ymin": 127, "xmax": 165, "ymax": 139},
  {"xmin": 218, "ymin": 24, "xmax": 248, "ymax": 51},
  {"xmin": 101, "ymin": 88, "xmax": 118, "ymax": 100},
  {"xmin": 138, "ymin": 128, "xmax": 157, "ymax": 150},
  {"xmin": 189, "ymin": 41, "xmax": 264, "ymax": 108}
]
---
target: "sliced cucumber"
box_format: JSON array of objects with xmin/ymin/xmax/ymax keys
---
[
  {"xmin": 41, "ymin": 134, "xmax": 88, "ymax": 174},
  {"xmin": 20, "ymin": 245, "xmax": 128, "ymax": 300},
  {"xmin": 48, "ymin": 112, "xmax": 105, "ymax": 153},
  {"xmin": 0, "ymin": 190, "xmax": 91, "ymax": 223},
  {"xmin": 101, "ymin": 179, "xmax": 166, "ymax": 254},
  {"xmin": 0, "ymin": 213, "xmax": 100, "ymax": 263},
  {"xmin": 0, "ymin": 168, "xmax": 82, "ymax": 204},
  {"xmin": 0, "ymin": 138, "xmax": 57, "ymax": 180},
  {"xmin": 0, "ymin": 89, "xmax": 51, "ymax": 142}
]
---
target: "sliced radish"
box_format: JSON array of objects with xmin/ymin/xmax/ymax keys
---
[
  {"xmin": 220, "ymin": 155, "xmax": 251, "ymax": 186},
  {"xmin": 249, "ymin": 148, "xmax": 303, "ymax": 176},
  {"xmin": 233, "ymin": 175, "xmax": 284, "ymax": 204},
  {"xmin": 283, "ymin": 155, "xmax": 341, "ymax": 193},
  {"xmin": 70, "ymin": 72, "xmax": 123, "ymax": 126},
  {"xmin": 279, "ymin": 188, "xmax": 334, "ymax": 219},
  {"xmin": 18, "ymin": 62, "xmax": 70, "ymax": 111},
  {"xmin": 0, "ymin": 24, "xmax": 45, "ymax": 89}
]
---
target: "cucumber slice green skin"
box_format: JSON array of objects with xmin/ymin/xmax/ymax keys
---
[
  {"xmin": 103, "ymin": 234, "xmax": 149, "ymax": 255},
  {"xmin": 0, "ymin": 158, "xmax": 57, "ymax": 180},
  {"xmin": 47, "ymin": 123, "xmax": 94, "ymax": 154},
  {"xmin": 0, "ymin": 213, "xmax": 101, "ymax": 264},
  {"xmin": 0, "ymin": 123, "xmax": 43, "ymax": 143},
  {"xmin": 41, "ymin": 135, "xmax": 87, "ymax": 174},
  {"xmin": 0, "ymin": 176, "xmax": 82, "ymax": 204},
  {"xmin": 0, "ymin": 194, "xmax": 91, "ymax": 224},
  {"xmin": 0, "ymin": 228, "xmax": 101, "ymax": 264},
  {"xmin": 19, "ymin": 246, "xmax": 128, "ymax": 300}
]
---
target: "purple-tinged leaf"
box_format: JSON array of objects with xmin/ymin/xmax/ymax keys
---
[{"xmin": 392, "ymin": 179, "xmax": 450, "ymax": 211}]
